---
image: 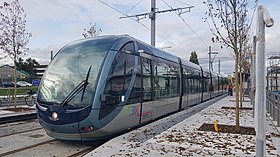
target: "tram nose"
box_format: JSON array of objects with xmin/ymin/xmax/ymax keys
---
[
  {"xmin": 46, "ymin": 105, "xmax": 66, "ymax": 123},
  {"xmin": 37, "ymin": 105, "xmax": 82, "ymax": 140}
]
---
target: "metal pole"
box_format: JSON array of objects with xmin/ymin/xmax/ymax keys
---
[
  {"xmin": 276, "ymin": 66, "xmax": 278, "ymax": 91},
  {"xmin": 51, "ymin": 51, "xmax": 53, "ymax": 60},
  {"xmin": 256, "ymin": 6, "xmax": 266, "ymax": 156},
  {"xmin": 269, "ymin": 66, "xmax": 273, "ymax": 92},
  {"xmin": 255, "ymin": 5, "xmax": 274, "ymax": 157},
  {"xmin": 150, "ymin": 0, "xmax": 156, "ymax": 46},
  {"xmin": 267, "ymin": 67, "xmax": 269, "ymax": 91},
  {"xmin": 209, "ymin": 46, "xmax": 211, "ymax": 71},
  {"xmin": 218, "ymin": 59, "xmax": 220, "ymax": 74},
  {"xmin": 252, "ymin": 36, "xmax": 256, "ymax": 117}
]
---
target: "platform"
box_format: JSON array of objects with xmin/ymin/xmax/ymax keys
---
[
  {"xmin": 0, "ymin": 105, "xmax": 36, "ymax": 124},
  {"xmin": 85, "ymin": 95, "xmax": 280, "ymax": 156}
]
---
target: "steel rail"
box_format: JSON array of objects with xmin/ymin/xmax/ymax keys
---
[
  {"xmin": 0, "ymin": 112, "xmax": 37, "ymax": 125},
  {"xmin": 0, "ymin": 127, "xmax": 43, "ymax": 138},
  {"xmin": 0, "ymin": 139, "xmax": 57, "ymax": 157}
]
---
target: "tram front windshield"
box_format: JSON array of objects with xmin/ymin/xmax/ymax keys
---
[{"xmin": 37, "ymin": 38, "xmax": 115, "ymax": 109}]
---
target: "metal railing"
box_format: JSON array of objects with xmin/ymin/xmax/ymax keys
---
[
  {"xmin": 0, "ymin": 88, "xmax": 33, "ymax": 107},
  {"xmin": 266, "ymin": 92, "xmax": 280, "ymax": 127}
]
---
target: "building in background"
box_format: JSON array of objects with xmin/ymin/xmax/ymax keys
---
[
  {"xmin": 34, "ymin": 64, "xmax": 48, "ymax": 78},
  {"xmin": 0, "ymin": 65, "xmax": 29, "ymax": 83},
  {"xmin": 267, "ymin": 52, "xmax": 280, "ymax": 92},
  {"xmin": 0, "ymin": 64, "xmax": 48, "ymax": 83}
]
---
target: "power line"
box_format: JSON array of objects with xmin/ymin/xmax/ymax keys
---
[
  {"xmin": 249, "ymin": 0, "xmax": 259, "ymax": 33},
  {"xmin": 119, "ymin": 1, "xmax": 193, "ymax": 47},
  {"xmin": 97, "ymin": 0, "xmax": 188, "ymax": 53},
  {"xmin": 165, "ymin": 0, "xmax": 232, "ymax": 61},
  {"xmin": 119, "ymin": 6, "xmax": 193, "ymax": 19},
  {"xmin": 122, "ymin": 0, "xmax": 145, "ymax": 16},
  {"xmin": 161, "ymin": 0, "xmax": 208, "ymax": 48},
  {"xmin": 199, "ymin": 56, "xmax": 234, "ymax": 64},
  {"xmin": 97, "ymin": 0, "xmax": 151, "ymax": 30},
  {"xmin": 173, "ymin": 0, "xmax": 190, "ymax": 6}
]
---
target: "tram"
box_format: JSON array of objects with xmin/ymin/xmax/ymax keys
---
[{"xmin": 36, "ymin": 35, "xmax": 228, "ymax": 141}]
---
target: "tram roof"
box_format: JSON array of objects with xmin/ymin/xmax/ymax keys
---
[
  {"xmin": 90, "ymin": 35, "xmax": 203, "ymax": 71},
  {"xmin": 131, "ymin": 36, "xmax": 202, "ymax": 70}
]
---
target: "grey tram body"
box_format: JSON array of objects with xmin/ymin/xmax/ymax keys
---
[{"xmin": 36, "ymin": 35, "xmax": 228, "ymax": 141}]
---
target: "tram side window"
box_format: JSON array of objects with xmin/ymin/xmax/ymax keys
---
[
  {"xmin": 188, "ymin": 69, "xmax": 194, "ymax": 93},
  {"xmin": 203, "ymin": 72, "xmax": 211, "ymax": 92},
  {"xmin": 218, "ymin": 76, "xmax": 222, "ymax": 91},
  {"xmin": 186, "ymin": 68, "xmax": 201, "ymax": 94},
  {"xmin": 105, "ymin": 54, "xmax": 134, "ymax": 97},
  {"xmin": 193, "ymin": 70, "xmax": 198, "ymax": 93},
  {"xmin": 169, "ymin": 64, "xmax": 180, "ymax": 97},
  {"xmin": 219, "ymin": 76, "xmax": 226, "ymax": 91},
  {"xmin": 213, "ymin": 75, "xmax": 219, "ymax": 91},
  {"xmin": 127, "ymin": 57, "xmax": 142, "ymax": 104},
  {"xmin": 153, "ymin": 60, "xmax": 179, "ymax": 99},
  {"xmin": 142, "ymin": 58, "xmax": 152, "ymax": 102},
  {"xmin": 154, "ymin": 61, "xmax": 168, "ymax": 99},
  {"xmin": 137, "ymin": 41, "xmax": 152, "ymax": 55},
  {"xmin": 100, "ymin": 45, "xmax": 135, "ymax": 119},
  {"xmin": 120, "ymin": 42, "xmax": 134, "ymax": 53},
  {"xmin": 183, "ymin": 68, "xmax": 189, "ymax": 94},
  {"xmin": 222, "ymin": 77, "xmax": 228, "ymax": 91},
  {"xmin": 221, "ymin": 77, "xmax": 224, "ymax": 91},
  {"xmin": 195, "ymin": 70, "xmax": 202, "ymax": 93}
]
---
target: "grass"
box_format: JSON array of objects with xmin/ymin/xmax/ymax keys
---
[{"xmin": 0, "ymin": 86, "xmax": 39, "ymax": 96}]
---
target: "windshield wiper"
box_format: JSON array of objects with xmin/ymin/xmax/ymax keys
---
[
  {"xmin": 60, "ymin": 66, "xmax": 92, "ymax": 107},
  {"xmin": 81, "ymin": 66, "xmax": 91, "ymax": 102}
]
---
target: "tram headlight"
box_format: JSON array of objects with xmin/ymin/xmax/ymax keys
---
[{"xmin": 51, "ymin": 112, "xmax": 59, "ymax": 121}]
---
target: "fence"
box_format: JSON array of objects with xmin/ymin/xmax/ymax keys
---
[
  {"xmin": 0, "ymin": 87, "xmax": 38, "ymax": 107},
  {"xmin": 266, "ymin": 92, "xmax": 280, "ymax": 127}
]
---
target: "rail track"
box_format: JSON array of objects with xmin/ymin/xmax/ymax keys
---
[
  {"xmin": 0, "ymin": 95, "xmax": 226, "ymax": 156},
  {"xmin": 0, "ymin": 119, "xmax": 99, "ymax": 157},
  {"xmin": 0, "ymin": 112, "xmax": 37, "ymax": 125}
]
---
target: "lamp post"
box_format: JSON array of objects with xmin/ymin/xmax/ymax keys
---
[{"xmin": 255, "ymin": 5, "xmax": 273, "ymax": 157}]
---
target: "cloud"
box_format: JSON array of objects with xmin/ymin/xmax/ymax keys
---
[
  {"xmin": 0, "ymin": 0, "xmax": 279, "ymax": 76},
  {"xmin": 26, "ymin": 44, "xmax": 63, "ymax": 65}
]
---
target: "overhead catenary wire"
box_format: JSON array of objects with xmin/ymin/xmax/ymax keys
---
[
  {"xmin": 166, "ymin": 0, "xmax": 234, "ymax": 58},
  {"xmin": 97, "ymin": 0, "xmax": 187, "ymax": 53},
  {"xmin": 173, "ymin": 0, "xmax": 190, "ymax": 6},
  {"xmin": 198, "ymin": 56, "xmax": 234, "ymax": 64},
  {"xmin": 161, "ymin": 0, "xmax": 208, "ymax": 48},
  {"xmin": 97, "ymin": 0, "xmax": 151, "ymax": 31},
  {"xmin": 122, "ymin": 0, "xmax": 145, "ymax": 16}
]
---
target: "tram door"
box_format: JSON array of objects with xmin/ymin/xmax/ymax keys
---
[{"xmin": 140, "ymin": 57, "xmax": 153, "ymax": 123}]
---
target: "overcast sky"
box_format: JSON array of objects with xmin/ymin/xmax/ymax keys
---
[{"xmin": 0, "ymin": 0, "xmax": 279, "ymax": 76}]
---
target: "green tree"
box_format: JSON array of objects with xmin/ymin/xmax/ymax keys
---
[
  {"xmin": 16, "ymin": 57, "xmax": 40, "ymax": 76},
  {"xmin": 189, "ymin": 51, "xmax": 199, "ymax": 65}
]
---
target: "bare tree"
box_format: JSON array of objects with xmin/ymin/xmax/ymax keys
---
[
  {"xmin": 203, "ymin": 0, "xmax": 255, "ymax": 128},
  {"xmin": 82, "ymin": 23, "xmax": 102, "ymax": 38},
  {"xmin": 0, "ymin": 0, "xmax": 32, "ymax": 108},
  {"xmin": 0, "ymin": 55, "xmax": 7, "ymax": 60},
  {"xmin": 239, "ymin": 33, "xmax": 252, "ymax": 108}
]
